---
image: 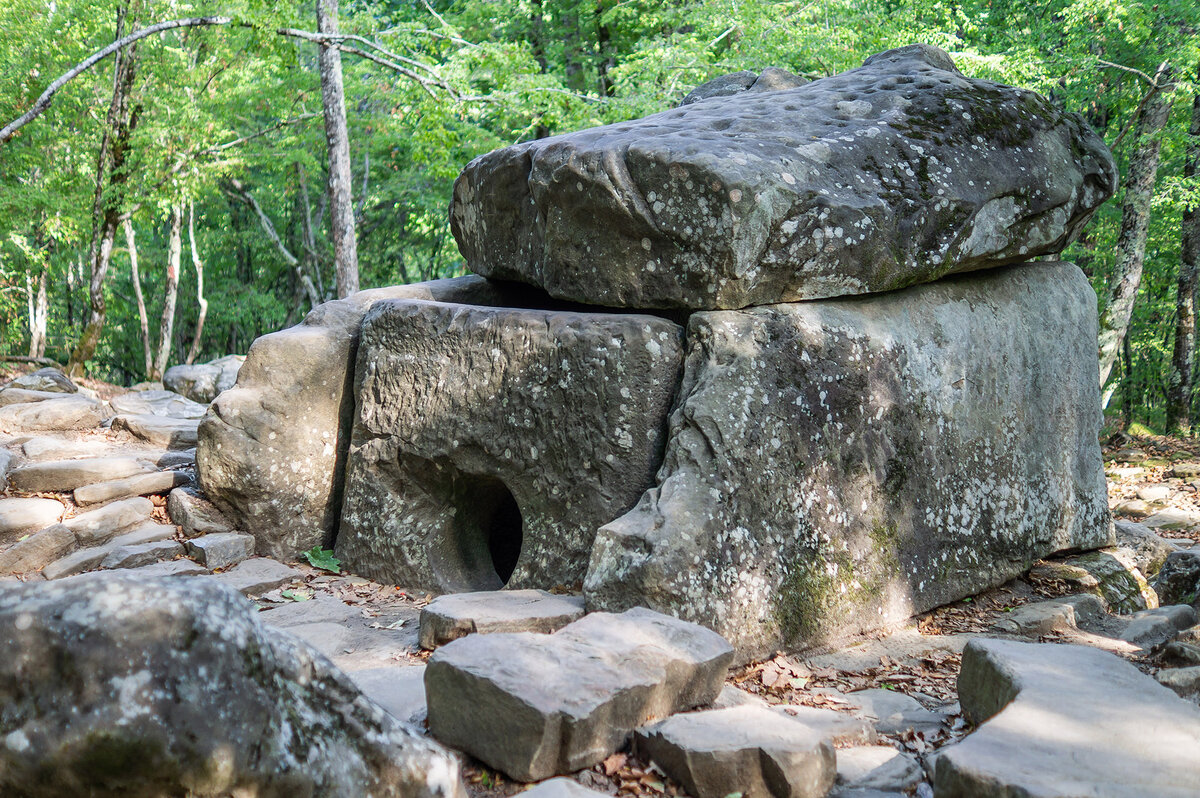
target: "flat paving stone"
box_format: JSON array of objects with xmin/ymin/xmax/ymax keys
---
[
  {"xmin": 777, "ymin": 705, "xmax": 876, "ymax": 746},
  {"xmin": 19, "ymin": 436, "xmax": 124, "ymax": 461},
  {"xmin": 100, "ymin": 539, "xmax": 185, "ymax": 570},
  {"xmin": 62, "ymin": 497, "xmax": 154, "ymax": 546},
  {"xmin": 0, "ymin": 388, "xmax": 66, "ymax": 407},
  {"xmin": 7, "ymin": 456, "xmax": 155, "ymax": 492},
  {"xmin": 846, "ymin": 689, "xmax": 949, "ymax": 736},
  {"xmin": 0, "ymin": 395, "xmax": 106, "ymax": 431},
  {"xmin": 1122, "ymin": 605, "xmax": 1198, "ymax": 646},
  {"xmin": 634, "ymin": 705, "xmax": 835, "ymax": 798},
  {"xmin": 112, "ymin": 413, "xmax": 200, "ymax": 450},
  {"xmin": 835, "ymin": 746, "xmax": 923, "ymax": 793},
  {"xmin": 934, "ymin": 638, "xmax": 1200, "ymax": 797},
  {"xmin": 418, "ymin": 589, "xmax": 585, "ymax": 649},
  {"xmin": 523, "ymin": 779, "xmax": 611, "ymax": 798},
  {"xmin": 348, "ymin": 665, "xmax": 428, "ymax": 726},
  {"xmin": 41, "ymin": 523, "xmax": 176, "ymax": 580},
  {"xmin": 74, "ymin": 470, "xmax": 190, "ymax": 506},
  {"xmin": 126, "ymin": 558, "xmax": 208, "ymax": 578},
  {"xmin": 167, "ymin": 486, "xmax": 235, "ymax": 537},
  {"xmin": 185, "ymin": 532, "xmax": 254, "ymax": 569},
  {"xmin": 0, "ymin": 524, "xmax": 75, "ymax": 574},
  {"xmin": 0, "ymin": 497, "xmax": 64, "ymax": 541},
  {"xmin": 109, "ymin": 389, "xmax": 207, "ymax": 419},
  {"xmin": 426, "ymin": 607, "xmax": 733, "ymax": 781},
  {"xmin": 211, "ymin": 558, "xmax": 303, "ymax": 595}
]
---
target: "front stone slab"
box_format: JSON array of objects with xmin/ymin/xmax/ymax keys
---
[
  {"xmin": 336, "ymin": 299, "xmax": 683, "ymax": 591},
  {"xmin": 585, "ymin": 262, "xmax": 1111, "ymax": 657}
]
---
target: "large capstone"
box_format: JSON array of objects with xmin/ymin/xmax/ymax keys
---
[
  {"xmin": 584, "ymin": 262, "xmax": 1111, "ymax": 657},
  {"xmin": 451, "ymin": 45, "xmax": 1116, "ymax": 311},
  {"xmin": 336, "ymin": 299, "xmax": 684, "ymax": 591},
  {"xmin": 0, "ymin": 572, "xmax": 465, "ymax": 797},
  {"xmin": 197, "ymin": 277, "xmax": 530, "ymax": 560}
]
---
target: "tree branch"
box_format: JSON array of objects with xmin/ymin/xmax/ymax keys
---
[{"xmin": 223, "ymin": 178, "xmax": 320, "ymax": 308}]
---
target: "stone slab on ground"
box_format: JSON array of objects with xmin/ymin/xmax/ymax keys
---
[
  {"xmin": 1122, "ymin": 605, "xmax": 1198, "ymax": 646},
  {"xmin": 835, "ymin": 746, "xmax": 922, "ymax": 794},
  {"xmin": 6, "ymin": 367, "xmax": 75, "ymax": 393},
  {"xmin": 523, "ymin": 779, "xmax": 611, "ymax": 798},
  {"xmin": 167, "ymin": 486, "xmax": 235, "ymax": 537},
  {"xmin": 112, "ymin": 413, "xmax": 200, "ymax": 450},
  {"xmin": 19, "ymin": 436, "xmax": 123, "ymax": 461},
  {"xmin": 211, "ymin": 557, "xmax": 304, "ymax": 595},
  {"xmin": 989, "ymin": 594, "xmax": 1106, "ymax": 638},
  {"xmin": 1115, "ymin": 520, "xmax": 1181, "ymax": 578},
  {"xmin": 0, "ymin": 524, "xmax": 75, "ymax": 574},
  {"xmin": 99, "ymin": 539, "xmax": 185, "ymax": 570},
  {"xmin": 585, "ymin": 262, "xmax": 1110, "ymax": 657},
  {"xmin": 1034, "ymin": 549, "xmax": 1157, "ymax": 613},
  {"xmin": 0, "ymin": 498, "xmax": 64, "ymax": 542},
  {"xmin": 1143, "ymin": 508, "xmax": 1200, "ymax": 531},
  {"xmin": 933, "ymin": 638, "xmax": 1200, "ymax": 797},
  {"xmin": 844, "ymin": 689, "xmax": 948, "ymax": 736},
  {"xmin": 7, "ymin": 456, "xmax": 155, "ymax": 493},
  {"xmin": 109, "ymin": 389, "xmax": 207, "ymax": 419},
  {"xmin": 62, "ymin": 497, "xmax": 154, "ymax": 546},
  {"xmin": 419, "ymin": 589, "xmax": 586, "ymax": 649},
  {"xmin": 0, "ymin": 388, "xmax": 68, "ymax": 407},
  {"xmin": 347, "ymin": 666, "xmax": 428, "ymax": 726},
  {"xmin": 634, "ymin": 705, "xmax": 835, "ymax": 798},
  {"xmin": 126, "ymin": 558, "xmax": 208, "ymax": 578},
  {"xmin": 185, "ymin": 532, "xmax": 255, "ymax": 570},
  {"xmin": 426, "ymin": 607, "xmax": 734, "ymax": 781},
  {"xmin": 777, "ymin": 705, "xmax": 876, "ymax": 746},
  {"xmin": 1156, "ymin": 666, "xmax": 1200, "ymax": 700},
  {"xmin": 0, "ymin": 395, "xmax": 107, "ymax": 432},
  {"xmin": 41, "ymin": 523, "xmax": 176, "ymax": 580},
  {"xmin": 73, "ymin": 470, "xmax": 191, "ymax": 506}
]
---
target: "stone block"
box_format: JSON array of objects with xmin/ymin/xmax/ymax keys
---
[
  {"xmin": 418, "ymin": 589, "xmax": 586, "ymax": 649},
  {"xmin": 73, "ymin": 470, "xmax": 191, "ymax": 506},
  {"xmin": 185, "ymin": 532, "xmax": 255, "ymax": 570}
]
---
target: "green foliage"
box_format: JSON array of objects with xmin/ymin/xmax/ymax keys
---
[{"xmin": 302, "ymin": 546, "xmax": 341, "ymax": 574}]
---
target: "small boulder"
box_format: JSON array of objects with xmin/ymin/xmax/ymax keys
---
[
  {"xmin": 419, "ymin": 589, "xmax": 586, "ymax": 649},
  {"xmin": 0, "ymin": 395, "xmax": 107, "ymax": 432},
  {"xmin": 1143, "ymin": 508, "xmax": 1200, "ymax": 531},
  {"xmin": 1156, "ymin": 666, "xmax": 1200, "ymax": 701},
  {"xmin": 1115, "ymin": 519, "xmax": 1184, "ymax": 577},
  {"xmin": 7, "ymin": 367, "xmax": 76, "ymax": 393},
  {"xmin": 185, "ymin": 532, "xmax": 255, "ymax": 570},
  {"xmin": 1154, "ymin": 550, "xmax": 1200, "ymax": 607},
  {"xmin": 109, "ymin": 389, "xmax": 207, "ymax": 419},
  {"xmin": 0, "ymin": 524, "xmax": 76, "ymax": 574},
  {"xmin": 212, "ymin": 557, "xmax": 304, "ymax": 596},
  {"xmin": 163, "ymin": 354, "xmax": 245, "ymax": 403},
  {"xmin": 0, "ymin": 497, "xmax": 64, "ymax": 542},
  {"xmin": 167, "ymin": 487, "xmax": 235, "ymax": 537},
  {"xmin": 63, "ymin": 497, "xmax": 155, "ymax": 546},
  {"xmin": 111, "ymin": 413, "xmax": 199, "ymax": 450}
]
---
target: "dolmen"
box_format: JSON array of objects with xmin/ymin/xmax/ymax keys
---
[{"xmin": 198, "ymin": 44, "xmax": 1118, "ymax": 659}]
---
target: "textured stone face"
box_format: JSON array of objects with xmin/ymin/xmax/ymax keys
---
[
  {"xmin": 451, "ymin": 45, "xmax": 1116, "ymax": 310},
  {"xmin": 584, "ymin": 262, "xmax": 1111, "ymax": 658},
  {"xmin": 336, "ymin": 299, "xmax": 684, "ymax": 591},
  {"xmin": 0, "ymin": 573, "xmax": 465, "ymax": 798}
]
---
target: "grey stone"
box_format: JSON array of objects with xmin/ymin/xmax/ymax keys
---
[
  {"xmin": 1044, "ymin": 548, "xmax": 1157, "ymax": 613},
  {"xmin": 0, "ymin": 388, "xmax": 68, "ymax": 407},
  {"xmin": 212, "ymin": 557, "xmax": 304, "ymax": 595},
  {"xmin": 989, "ymin": 594, "xmax": 1106, "ymax": 637},
  {"xmin": 1154, "ymin": 550, "xmax": 1200, "ymax": 607},
  {"xmin": 523, "ymin": 779, "xmax": 611, "ymax": 798},
  {"xmin": 836, "ymin": 746, "xmax": 923, "ymax": 793},
  {"xmin": 154, "ymin": 449, "xmax": 195, "ymax": 468},
  {"xmin": 585, "ymin": 263, "xmax": 1110, "ymax": 657},
  {"xmin": 127, "ymin": 558, "xmax": 209, "ymax": 578},
  {"xmin": 935, "ymin": 638, "xmax": 1200, "ymax": 797},
  {"xmin": 7, "ymin": 456, "xmax": 155, "ymax": 492},
  {"xmin": 128, "ymin": 380, "xmax": 165, "ymax": 391},
  {"xmin": 452, "ymin": 45, "xmax": 1115, "ymax": 311},
  {"xmin": 6, "ymin": 367, "xmax": 76, "ymax": 393},
  {"xmin": 1115, "ymin": 519, "xmax": 1184, "ymax": 577},
  {"xmin": 185, "ymin": 532, "xmax": 255, "ymax": 569},
  {"xmin": 634, "ymin": 705, "xmax": 836, "ymax": 798},
  {"xmin": 63, "ymin": 496, "xmax": 155, "ymax": 545},
  {"xmin": 0, "ymin": 395, "xmax": 107, "ymax": 432},
  {"xmin": 0, "ymin": 497, "xmax": 64, "ymax": 542},
  {"xmin": 426, "ymin": 607, "xmax": 734, "ymax": 781},
  {"xmin": 0, "ymin": 571, "xmax": 465, "ymax": 797},
  {"xmin": 108, "ymin": 389, "xmax": 207, "ymax": 419},
  {"xmin": 1143, "ymin": 508, "xmax": 1200, "ymax": 531},
  {"xmin": 711, "ymin": 683, "xmax": 767, "ymax": 710},
  {"xmin": 845, "ymin": 689, "xmax": 948, "ymax": 736},
  {"xmin": 73, "ymin": 470, "xmax": 191, "ymax": 506},
  {"xmin": 679, "ymin": 67, "xmax": 806, "ymax": 106},
  {"xmin": 111, "ymin": 413, "xmax": 199, "ymax": 449},
  {"xmin": 776, "ymin": 705, "xmax": 876, "ymax": 746},
  {"xmin": 99, "ymin": 539, "xmax": 185, "ymax": 570},
  {"xmin": 1172, "ymin": 463, "xmax": 1200, "ymax": 479},
  {"xmin": 166, "ymin": 486, "xmax": 235, "ymax": 537},
  {"xmin": 18, "ymin": 436, "xmax": 121, "ymax": 460},
  {"xmin": 274, "ymin": 617, "xmax": 417, "ymax": 674},
  {"xmin": 163, "ymin": 353, "xmax": 245, "ymax": 403},
  {"xmin": 41, "ymin": 523, "xmax": 176, "ymax": 580},
  {"xmin": 198, "ymin": 278, "xmax": 531, "ymax": 560},
  {"xmin": 1156, "ymin": 666, "xmax": 1200, "ymax": 700},
  {"xmin": 1114, "ymin": 498, "xmax": 1150, "ymax": 518},
  {"xmin": 337, "ymin": 299, "xmax": 683, "ymax": 591},
  {"xmin": 419, "ymin": 589, "xmax": 586, "ymax": 649},
  {"xmin": 1136, "ymin": 484, "xmax": 1172, "ymax": 503},
  {"xmin": 1161, "ymin": 640, "xmax": 1200, "ymax": 667},
  {"xmin": 0, "ymin": 448, "xmax": 11, "ymax": 491},
  {"xmin": 0, "ymin": 524, "xmax": 76, "ymax": 574},
  {"xmin": 347, "ymin": 666, "xmax": 428, "ymax": 726}
]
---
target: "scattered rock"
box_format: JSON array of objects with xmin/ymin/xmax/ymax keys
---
[
  {"xmin": 845, "ymin": 689, "xmax": 948, "ymax": 736},
  {"xmin": 73, "ymin": 470, "xmax": 191, "ymax": 506},
  {"xmin": 99, "ymin": 539, "xmax": 185, "ymax": 570},
  {"xmin": 0, "ymin": 497, "xmax": 64, "ymax": 542},
  {"xmin": 0, "ymin": 395, "xmax": 108, "ymax": 432},
  {"xmin": 185, "ymin": 532, "xmax": 255, "ymax": 570},
  {"xmin": 1154, "ymin": 550, "xmax": 1200, "ymax": 607},
  {"xmin": 1113, "ymin": 498, "xmax": 1151, "ymax": 518},
  {"xmin": 0, "ymin": 524, "xmax": 76, "ymax": 574},
  {"xmin": 212, "ymin": 557, "xmax": 304, "ymax": 595},
  {"xmin": 0, "ymin": 571, "xmax": 466, "ymax": 797},
  {"xmin": 426, "ymin": 607, "xmax": 734, "ymax": 781},
  {"xmin": 111, "ymin": 413, "xmax": 199, "ymax": 449},
  {"xmin": 523, "ymin": 779, "xmax": 611, "ymax": 798},
  {"xmin": 0, "ymin": 388, "xmax": 69, "ymax": 407},
  {"xmin": 1137, "ymin": 484, "xmax": 1172, "ymax": 503},
  {"xmin": 166, "ymin": 486, "xmax": 235, "ymax": 537},
  {"xmin": 1161, "ymin": 640, "xmax": 1200, "ymax": 668},
  {"xmin": 1048, "ymin": 549, "xmax": 1157, "ymax": 613},
  {"xmin": 127, "ymin": 558, "xmax": 208, "ymax": 578},
  {"xmin": 634, "ymin": 705, "xmax": 836, "ymax": 798},
  {"xmin": 163, "ymin": 353, "xmax": 245, "ymax": 403},
  {"xmin": 7, "ymin": 456, "xmax": 155, "ymax": 493},
  {"xmin": 1120, "ymin": 605, "xmax": 1195, "ymax": 647},
  {"xmin": 347, "ymin": 666, "xmax": 428, "ymax": 726},
  {"xmin": 63, "ymin": 496, "xmax": 155, "ymax": 546},
  {"xmin": 990, "ymin": 598, "xmax": 1080, "ymax": 637},
  {"xmin": 935, "ymin": 638, "xmax": 1200, "ymax": 796},
  {"xmin": 419, "ymin": 589, "xmax": 586, "ymax": 649},
  {"xmin": 1115, "ymin": 519, "xmax": 1184, "ymax": 577},
  {"xmin": 41, "ymin": 523, "xmax": 176, "ymax": 580},
  {"xmin": 1143, "ymin": 508, "xmax": 1200, "ymax": 531},
  {"xmin": 7, "ymin": 367, "xmax": 76, "ymax": 393},
  {"xmin": 1156, "ymin": 666, "xmax": 1200, "ymax": 701},
  {"xmin": 836, "ymin": 746, "xmax": 923, "ymax": 793},
  {"xmin": 1171, "ymin": 463, "xmax": 1200, "ymax": 479},
  {"xmin": 108, "ymin": 389, "xmax": 207, "ymax": 419}
]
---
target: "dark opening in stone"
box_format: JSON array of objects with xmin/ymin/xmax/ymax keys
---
[{"xmin": 468, "ymin": 475, "xmax": 523, "ymax": 587}]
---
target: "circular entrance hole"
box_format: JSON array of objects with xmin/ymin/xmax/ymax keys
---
[{"xmin": 459, "ymin": 474, "xmax": 523, "ymax": 587}]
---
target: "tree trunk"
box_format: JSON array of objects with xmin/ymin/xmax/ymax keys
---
[
  {"xmin": 124, "ymin": 218, "xmax": 153, "ymax": 377},
  {"xmin": 1097, "ymin": 62, "xmax": 1176, "ymax": 392},
  {"xmin": 1168, "ymin": 80, "xmax": 1200, "ymax": 433},
  {"xmin": 185, "ymin": 200, "xmax": 208, "ymax": 365},
  {"xmin": 25, "ymin": 261, "xmax": 48, "ymax": 359},
  {"xmin": 67, "ymin": 5, "xmax": 140, "ymax": 377},
  {"xmin": 153, "ymin": 203, "xmax": 182, "ymax": 378},
  {"xmin": 316, "ymin": 0, "xmax": 359, "ymax": 298}
]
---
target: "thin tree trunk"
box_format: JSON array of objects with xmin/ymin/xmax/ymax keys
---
[
  {"xmin": 226, "ymin": 177, "xmax": 320, "ymax": 307},
  {"xmin": 1097, "ymin": 62, "xmax": 1175, "ymax": 393},
  {"xmin": 153, "ymin": 203, "xmax": 182, "ymax": 378},
  {"xmin": 296, "ymin": 162, "xmax": 325, "ymax": 298},
  {"xmin": 185, "ymin": 200, "xmax": 208, "ymax": 365},
  {"xmin": 316, "ymin": 0, "xmax": 359, "ymax": 298},
  {"xmin": 124, "ymin": 218, "xmax": 153, "ymax": 377},
  {"xmin": 1169, "ymin": 80, "xmax": 1200, "ymax": 433},
  {"xmin": 25, "ymin": 262, "xmax": 48, "ymax": 358}
]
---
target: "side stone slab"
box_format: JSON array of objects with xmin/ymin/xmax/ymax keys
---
[{"xmin": 585, "ymin": 262, "xmax": 1111, "ymax": 657}]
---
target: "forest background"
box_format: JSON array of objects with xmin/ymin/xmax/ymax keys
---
[{"xmin": 0, "ymin": 0, "xmax": 1197, "ymax": 432}]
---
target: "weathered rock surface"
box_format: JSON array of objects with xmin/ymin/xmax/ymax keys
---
[
  {"xmin": 212, "ymin": 557, "xmax": 304, "ymax": 595},
  {"xmin": 680, "ymin": 67, "xmax": 807, "ymax": 106},
  {"xmin": 337, "ymin": 299, "xmax": 683, "ymax": 591},
  {"xmin": 109, "ymin": 389, "xmax": 208, "ymax": 419},
  {"xmin": 585, "ymin": 263, "xmax": 1111, "ymax": 656},
  {"xmin": 419, "ymin": 589, "xmax": 586, "ymax": 649},
  {"xmin": 0, "ymin": 524, "xmax": 76, "ymax": 574},
  {"xmin": 426, "ymin": 607, "xmax": 733, "ymax": 781},
  {"xmin": 1115, "ymin": 519, "xmax": 1183, "ymax": 577},
  {"xmin": 835, "ymin": 746, "xmax": 922, "ymax": 794},
  {"xmin": 0, "ymin": 387, "xmax": 68, "ymax": 407},
  {"xmin": 112, "ymin": 413, "xmax": 200, "ymax": 449},
  {"xmin": 1047, "ymin": 548, "xmax": 1158, "ymax": 612},
  {"xmin": 198, "ymin": 278, "xmax": 533, "ymax": 560},
  {"xmin": 523, "ymin": 779, "xmax": 610, "ymax": 798},
  {"xmin": 934, "ymin": 638, "xmax": 1200, "ymax": 797},
  {"xmin": 64, "ymin": 496, "xmax": 155, "ymax": 545},
  {"xmin": 167, "ymin": 486, "xmax": 235, "ymax": 537},
  {"xmin": 0, "ymin": 572, "xmax": 465, "ymax": 797},
  {"xmin": 634, "ymin": 705, "xmax": 836, "ymax": 798},
  {"xmin": 129, "ymin": 558, "xmax": 209, "ymax": 578},
  {"xmin": 99, "ymin": 539, "xmax": 185, "ymax": 570},
  {"xmin": 989, "ymin": 593, "xmax": 1105, "ymax": 637},
  {"xmin": 6, "ymin": 367, "xmax": 76, "ymax": 393},
  {"xmin": 1157, "ymin": 666, "xmax": 1200, "ymax": 700},
  {"xmin": 844, "ymin": 689, "xmax": 948, "ymax": 736},
  {"xmin": 41, "ymin": 523, "xmax": 176, "ymax": 580},
  {"xmin": 452, "ymin": 45, "xmax": 1115, "ymax": 310},
  {"xmin": 0, "ymin": 395, "xmax": 108, "ymax": 431},
  {"xmin": 1143, "ymin": 507, "xmax": 1200, "ymax": 531},
  {"xmin": 163, "ymin": 354, "xmax": 244, "ymax": 403},
  {"xmin": 0, "ymin": 497, "xmax": 64, "ymax": 542},
  {"xmin": 186, "ymin": 532, "xmax": 255, "ymax": 570},
  {"xmin": 73, "ymin": 470, "xmax": 190, "ymax": 506},
  {"xmin": 7, "ymin": 456, "xmax": 155, "ymax": 492},
  {"xmin": 1154, "ymin": 550, "xmax": 1200, "ymax": 607},
  {"xmin": 348, "ymin": 666, "xmax": 429, "ymax": 726}
]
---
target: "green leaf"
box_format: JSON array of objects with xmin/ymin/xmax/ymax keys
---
[
  {"xmin": 303, "ymin": 546, "xmax": 341, "ymax": 574},
  {"xmin": 281, "ymin": 589, "xmax": 311, "ymax": 602}
]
